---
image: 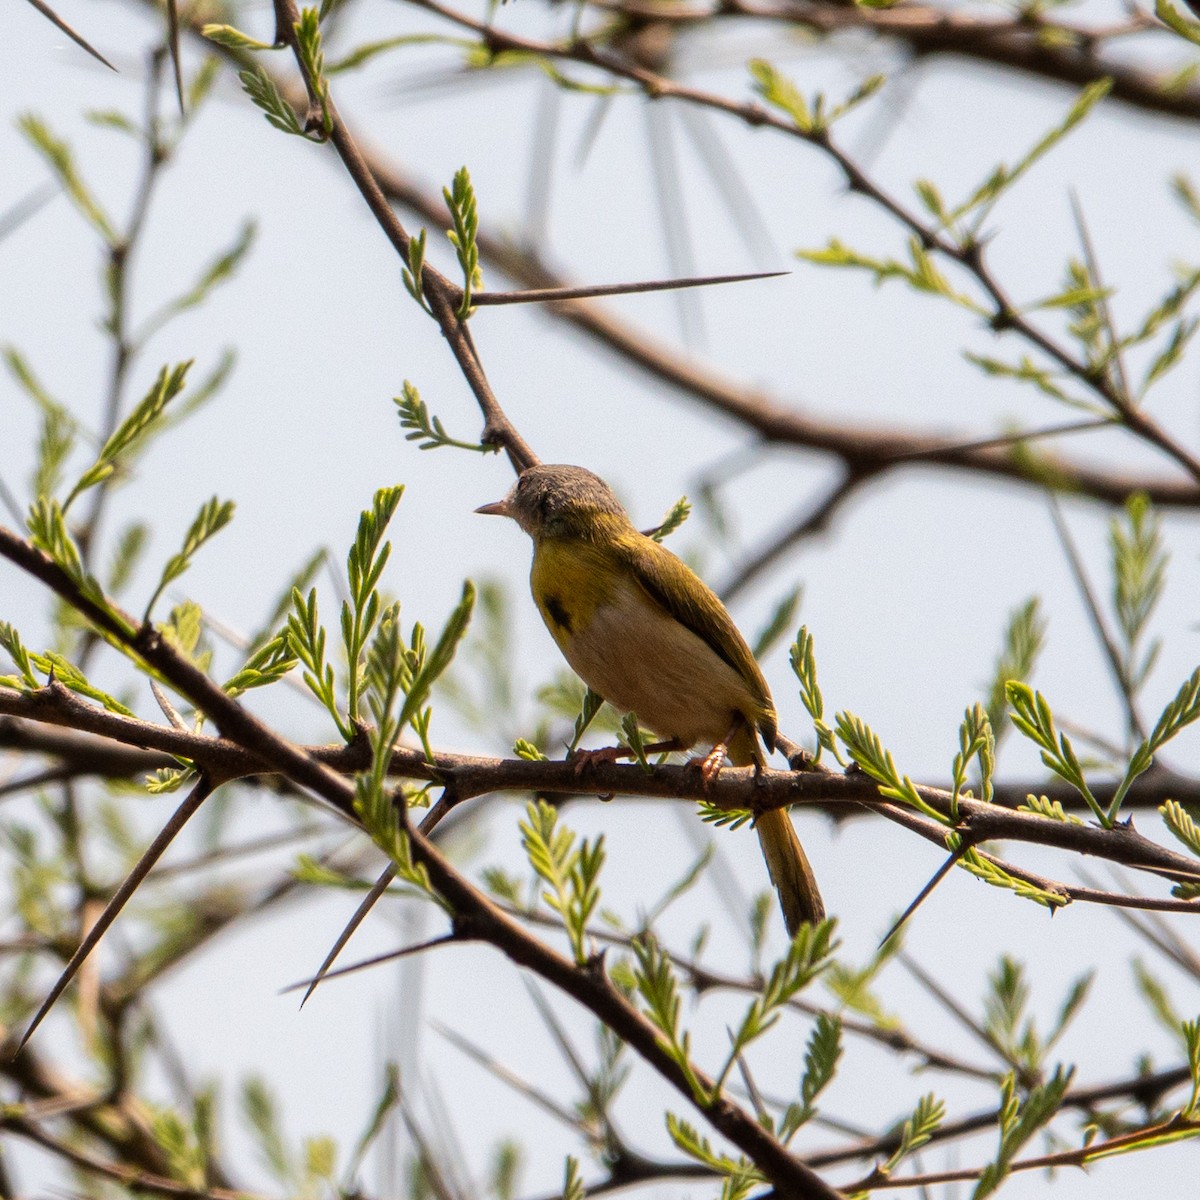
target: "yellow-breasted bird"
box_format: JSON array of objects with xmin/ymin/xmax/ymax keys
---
[{"xmin": 477, "ymin": 463, "xmax": 824, "ymax": 935}]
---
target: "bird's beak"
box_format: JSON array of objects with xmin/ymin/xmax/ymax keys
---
[{"xmin": 475, "ymin": 498, "xmax": 511, "ymax": 518}]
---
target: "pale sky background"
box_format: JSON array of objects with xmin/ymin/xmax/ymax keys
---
[{"xmin": 4, "ymin": 0, "xmax": 1200, "ymax": 1196}]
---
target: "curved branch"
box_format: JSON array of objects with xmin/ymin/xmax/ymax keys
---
[
  {"xmin": 587, "ymin": 0, "xmax": 1198, "ymax": 123},
  {"xmin": 2, "ymin": 673, "xmax": 1198, "ymax": 905}
]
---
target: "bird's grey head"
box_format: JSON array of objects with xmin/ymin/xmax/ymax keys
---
[{"xmin": 476, "ymin": 464, "xmax": 628, "ymax": 537}]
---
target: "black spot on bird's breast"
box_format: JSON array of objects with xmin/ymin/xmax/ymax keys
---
[{"xmin": 543, "ymin": 594, "xmax": 573, "ymax": 634}]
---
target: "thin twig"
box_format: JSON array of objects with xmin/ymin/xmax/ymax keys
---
[{"xmin": 721, "ymin": 469, "xmax": 870, "ymax": 601}]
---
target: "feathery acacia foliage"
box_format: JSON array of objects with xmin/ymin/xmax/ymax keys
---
[{"xmin": 6, "ymin": 1, "xmax": 1200, "ymax": 1198}]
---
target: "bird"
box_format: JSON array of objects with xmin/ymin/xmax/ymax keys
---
[{"xmin": 477, "ymin": 463, "xmax": 824, "ymax": 935}]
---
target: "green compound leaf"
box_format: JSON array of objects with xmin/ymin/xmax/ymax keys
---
[
  {"xmin": 835, "ymin": 711, "xmax": 947, "ymax": 822},
  {"xmin": 444, "ymin": 166, "xmax": 482, "ymax": 318},
  {"xmin": 397, "ymin": 579, "xmax": 475, "ymax": 736},
  {"xmin": 952, "ymin": 702, "xmax": 995, "ymax": 816},
  {"xmin": 327, "ymin": 33, "xmax": 470, "ymax": 74},
  {"xmin": 696, "ymin": 800, "xmax": 754, "ymax": 831},
  {"xmin": 18, "ymin": 113, "xmax": 116, "ymax": 242},
  {"xmin": 64, "ymin": 362, "xmax": 193, "ymax": 511},
  {"xmin": 647, "ymin": 496, "xmax": 690, "ymax": 543},
  {"xmin": 26, "ymin": 497, "xmax": 112, "ymax": 615},
  {"xmin": 394, "ymin": 381, "xmax": 492, "ymax": 452},
  {"xmin": 1161, "ymin": 800, "xmax": 1200, "ymax": 858},
  {"xmin": 519, "ymin": 800, "xmax": 604, "ymax": 965},
  {"xmin": 287, "ymin": 586, "xmax": 345, "ymax": 736},
  {"xmin": 31, "ymin": 399, "xmax": 77, "ymax": 502},
  {"xmin": 620, "ymin": 711, "xmax": 651, "ymax": 770},
  {"xmin": 224, "ymin": 632, "xmax": 298, "ymax": 697},
  {"xmin": 31, "ymin": 650, "xmax": 134, "ymax": 716},
  {"xmin": 881, "ymin": 1093, "xmax": 946, "ymax": 1176},
  {"xmin": 344, "ymin": 485, "xmax": 404, "ymax": 726},
  {"xmin": 566, "ymin": 686, "xmax": 605, "ymax": 755},
  {"xmin": 985, "ymin": 598, "xmax": 1046, "ymax": 747},
  {"xmin": 1111, "ymin": 493, "xmax": 1165, "ymax": 672},
  {"xmin": 513, "ymin": 738, "xmax": 548, "ymax": 761},
  {"xmin": 748, "ymin": 59, "xmax": 811, "ymax": 131},
  {"xmin": 790, "ymin": 626, "xmax": 839, "ymax": 764},
  {"xmin": 294, "ymin": 8, "xmax": 332, "ymax": 135},
  {"xmin": 715, "ymin": 920, "xmax": 837, "ymax": 1094},
  {"xmin": 202, "ymin": 24, "xmax": 276, "ymax": 51},
  {"xmin": 145, "ymin": 497, "xmax": 235, "ymax": 620},
  {"xmin": 1183, "ymin": 1018, "xmax": 1200, "ymax": 1116},
  {"xmin": 1018, "ymin": 794, "xmax": 1082, "ymax": 824},
  {"xmin": 401, "ymin": 230, "xmax": 431, "ymax": 314},
  {"xmin": 779, "ymin": 1011, "xmax": 842, "ymax": 1138},
  {"xmin": 666, "ymin": 1111, "xmax": 757, "ymax": 1179},
  {"xmin": 950, "ymin": 81, "xmax": 1111, "ymax": 229},
  {"xmin": 239, "ymin": 67, "xmax": 304, "ymax": 135},
  {"xmin": 1005, "ymin": 681, "xmax": 1106, "ymax": 823},
  {"xmin": 974, "ymin": 1067, "xmax": 1073, "ymax": 1198},
  {"xmin": 630, "ymin": 934, "xmax": 705, "ymax": 1100},
  {"xmin": 949, "ymin": 834, "xmax": 1069, "ymax": 910},
  {"xmin": 146, "ymin": 766, "xmax": 195, "ymax": 794},
  {"xmin": 560, "ymin": 1156, "xmax": 585, "ymax": 1200},
  {"xmin": 0, "ymin": 622, "xmax": 38, "ymax": 689},
  {"xmin": 1108, "ymin": 668, "xmax": 1200, "ymax": 823}
]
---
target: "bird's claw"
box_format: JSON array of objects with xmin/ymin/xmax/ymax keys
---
[
  {"xmin": 570, "ymin": 744, "xmax": 625, "ymax": 777},
  {"xmin": 696, "ymin": 742, "xmax": 728, "ymax": 789}
]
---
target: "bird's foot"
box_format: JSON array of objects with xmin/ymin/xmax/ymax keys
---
[
  {"xmin": 694, "ymin": 742, "xmax": 728, "ymax": 788},
  {"xmin": 570, "ymin": 744, "xmax": 626, "ymax": 777}
]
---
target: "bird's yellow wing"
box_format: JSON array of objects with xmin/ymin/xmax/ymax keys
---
[{"xmin": 615, "ymin": 531, "xmax": 777, "ymax": 749}]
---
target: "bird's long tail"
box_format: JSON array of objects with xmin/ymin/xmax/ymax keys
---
[
  {"xmin": 726, "ymin": 721, "xmax": 825, "ymax": 936},
  {"xmin": 755, "ymin": 807, "xmax": 825, "ymax": 936}
]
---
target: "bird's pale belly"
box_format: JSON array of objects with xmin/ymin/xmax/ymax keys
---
[{"xmin": 550, "ymin": 581, "xmax": 755, "ymax": 747}]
